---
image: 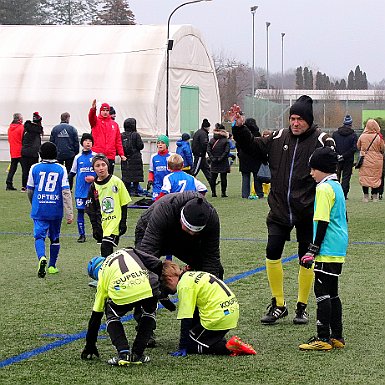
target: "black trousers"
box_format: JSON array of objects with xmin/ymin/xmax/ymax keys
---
[
  {"xmin": 192, "ymin": 156, "xmax": 211, "ymax": 185},
  {"xmin": 21, "ymin": 156, "xmax": 38, "ymax": 188},
  {"xmin": 6, "ymin": 157, "xmax": 21, "ymax": 187},
  {"xmin": 337, "ymin": 160, "xmax": 353, "ymax": 198},
  {"xmin": 105, "ymin": 297, "xmax": 157, "ymax": 356}
]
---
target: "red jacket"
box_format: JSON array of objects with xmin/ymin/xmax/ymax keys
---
[
  {"xmin": 8, "ymin": 123, "xmax": 24, "ymax": 158},
  {"xmin": 88, "ymin": 107, "xmax": 124, "ymax": 160}
]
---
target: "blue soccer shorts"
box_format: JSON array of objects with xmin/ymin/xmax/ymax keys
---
[{"xmin": 33, "ymin": 218, "xmax": 62, "ymax": 241}]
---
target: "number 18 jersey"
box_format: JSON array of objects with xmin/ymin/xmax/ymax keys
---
[{"xmin": 27, "ymin": 161, "xmax": 70, "ymax": 220}]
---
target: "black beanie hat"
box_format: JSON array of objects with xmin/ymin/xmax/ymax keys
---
[
  {"xmin": 289, "ymin": 95, "xmax": 314, "ymax": 127},
  {"xmin": 109, "ymin": 106, "xmax": 116, "ymax": 115},
  {"xmin": 92, "ymin": 153, "xmax": 110, "ymax": 167},
  {"xmin": 81, "ymin": 133, "xmax": 94, "ymax": 146},
  {"xmin": 201, "ymin": 118, "xmax": 210, "ymax": 129},
  {"xmin": 309, "ymin": 147, "xmax": 338, "ymax": 173},
  {"xmin": 39, "ymin": 142, "xmax": 57, "ymax": 160},
  {"xmin": 180, "ymin": 197, "xmax": 211, "ymax": 232},
  {"xmin": 181, "ymin": 133, "xmax": 190, "ymax": 141}
]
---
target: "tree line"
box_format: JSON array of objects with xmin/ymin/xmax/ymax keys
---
[
  {"xmin": 296, "ymin": 65, "xmax": 368, "ymax": 90},
  {"xmin": 0, "ymin": 0, "xmax": 135, "ymax": 25}
]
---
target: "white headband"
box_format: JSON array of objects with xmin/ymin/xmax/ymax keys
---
[{"xmin": 180, "ymin": 207, "xmax": 206, "ymax": 232}]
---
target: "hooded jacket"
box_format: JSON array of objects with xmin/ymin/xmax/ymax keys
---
[
  {"xmin": 21, "ymin": 120, "xmax": 43, "ymax": 158},
  {"xmin": 8, "ymin": 122, "xmax": 24, "ymax": 158},
  {"xmin": 192, "ymin": 127, "xmax": 209, "ymax": 157},
  {"xmin": 332, "ymin": 125, "xmax": 357, "ymax": 161},
  {"xmin": 88, "ymin": 107, "xmax": 124, "ymax": 160},
  {"xmin": 233, "ymin": 124, "xmax": 335, "ymax": 226},
  {"xmin": 207, "ymin": 128, "xmax": 230, "ymax": 173},
  {"xmin": 121, "ymin": 118, "xmax": 144, "ymax": 183},
  {"xmin": 176, "ymin": 139, "xmax": 193, "ymax": 169}
]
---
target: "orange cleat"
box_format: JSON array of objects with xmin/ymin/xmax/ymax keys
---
[{"xmin": 226, "ymin": 336, "xmax": 257, "ymax": 356}]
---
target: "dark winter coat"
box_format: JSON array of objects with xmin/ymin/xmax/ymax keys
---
[
  {"xmin": 192, "ymin": 128, "xmax": 209, "ymax": 157},
  {"xmin": 237, "ymin": 121, "xmax": 261, "ymax": 173},
  {"xmin": 50, "ymin": 122, "xmax": 79, "ymax": 161},
  {"xmin": 121, "ymin": 119, "xmax": 144, "ymax": 183},
  {"xmin": 135, "ymin": 191, "xmax": 223, "ymax": 278},
  {"xmin": 332, "ymin": 125, "xmax": 358, "ymax": 161},
  {"xmin": 207, "ymin": 129, "xmax": 230, "ymax": 173},
  {"xmin": 21, "ymin": 120, "xmax": 43, "ymax": 158},
  {"xmin": 233, "ymin": 124, "xmax": 335, "ymax": 226}
]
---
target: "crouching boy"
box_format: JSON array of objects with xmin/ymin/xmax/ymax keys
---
[
  {"xmin": 162, "ymin": 261, "xmax": 256, "ymax": 357},
  {"xmin": 81, "ymin": 248, "xmax": 163, "ymax": 365}
]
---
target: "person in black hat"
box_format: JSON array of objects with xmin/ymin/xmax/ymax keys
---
[
  {"xmin": 332, "ymin": 115, "xmax": 358, "ymax": 199},
  {"xmin": 232, "ymin": 95, "xmax": 335, "ymax": 326},
  {"xmin": 21, "ymin": 111, "xmax": 43, "ymax": 191},
  {"xmin": 68, "ymin": 133, "xmax": 96, "ymax": 243},
  {"xmin": 135, "ymin": 191, "xmax": 223, "ymax": 278},
  {"xmin": 299, "ymin": 146, "xmax": 347, "ymax": 351},
  {"xmin": 26, "ymin": 141, "xmax": 73, "ymax": 278},
  {"xmin": 191, "ymin": 119, "xmax": 212, "ymax": 187}
]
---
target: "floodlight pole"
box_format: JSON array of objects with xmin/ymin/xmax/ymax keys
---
[
  {"xmin": 266, "ymin": 21, "xmax": 271, "ymax": 128},
  {"xmin": 250, "ymin": 6, "xmax": 258, "ymax": 118},
  {"xmin": 166, "ymin": 0, "xmax": 212, "ymax": 136}
]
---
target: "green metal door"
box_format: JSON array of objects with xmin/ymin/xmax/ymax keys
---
[{"xmin": 180, "ymin": 86, "xmax": 199, "ymax": 136}]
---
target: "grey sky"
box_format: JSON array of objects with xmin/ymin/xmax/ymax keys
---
[{"xmin": 129, "ymin": 0, "xmax": 385, "ymax": 83}]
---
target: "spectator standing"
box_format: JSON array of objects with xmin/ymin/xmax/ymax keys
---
[
  {"xmin": 233, "ymin": 95, "xmax": 335, "ymax": 325},
  {"xmin": 50, "ymin": 112, "xmax": 80, "ymax": 185},
  {"xmin": 357, "ymin": 119, "xmax": 385, "ymax": 202},
  {"xmin": 236, "ymin": 118, "xmax": 262, "ymax": 199},
  {"xmin": 21, "ymin": 112, "xmax": 43, "ymax": 191},
  {"xmin": 332, "ymin": 115, "xmax": 358, "ymax": 199},
  {"xmin": 192, "ymin": 119, "xmax": 211, "ymax": 185},
  {"xmin": 121, "ymin": 118, "xmax": 144, "ymax": 197},
  {"xmin": 6, "ymin": 113, "xmax": 24, "ymax": 191},
  {"xmin": 88, "ymin": 99, "xmax": 126, "ymax": 174},
  {"xmin": 207, "ymin": 124, "xmax": 230, "ymax": 198},
  {"xmin": 176, "ymin": 133, "xmax": 193, "ymax": 173}
]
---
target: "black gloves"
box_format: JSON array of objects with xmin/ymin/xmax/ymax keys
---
[
  {"xmin": 159, "ymin": 297, "xmax": 176, "ymax": 312},
  {"xmin": 119, "ymin": 205, "xmax": 128, "ymax": 236},
  {"xmin": 81, "ymin": 344, "xmax": 99, "ymax": 360},
  {"xmin": 300, "ymin": 243, "xmax": 320, "ymax": 269},
  {"xmin": 119, "ymin": 222, "xmax": 127, "ymax": 236},
  {"xmin": 92, "ymin": 228, "xmax": 103, "ymax": 243},
  {"xmin": 146, "ymin": 180, "xmax": 153, "ymax": 191}
]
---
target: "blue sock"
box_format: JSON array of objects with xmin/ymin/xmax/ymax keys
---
[
  {"xmin": 35, "ymin": 238, "xmax": 46, "ymax": 259},
  {"xmin": 49, "ymin": 242, "xmax": 60, "ymax": 267},
  {"xmin": 77, "ymin": 209, "xmax": 85, "ymax": 236}
]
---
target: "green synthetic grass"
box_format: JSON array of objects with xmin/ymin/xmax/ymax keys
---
[{"xmin": 0, "ymin": 163, "xmax": 384, "ymax": 385}]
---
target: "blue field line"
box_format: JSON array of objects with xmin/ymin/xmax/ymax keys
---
[
  {"xmin": 0, "ymin": 231, "xmax": 384, "ymax": 246},
  {"xmin": 0, "ymin": 255, "xmax": 295, "ymax": 369}
]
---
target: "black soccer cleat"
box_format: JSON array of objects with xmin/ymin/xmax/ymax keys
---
[
  {"xmin": 261, "ymin": 297, "xmax": 288, "ymax": 324},
  {"xmin": 293, "ymin": 302, "xmax": 309, "ymax": 324},
  {"xmin": 130, "ymin": 353, "xmax": 150, "ymax": 364},
  {"xmin": 77, "ymin": 235, "xmax": 86, "ymax": 243}
]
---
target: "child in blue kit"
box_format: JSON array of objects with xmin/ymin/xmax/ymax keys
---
[
  {"xmin": 299, "ymin": 147, "xmax": 348, "ymax": 351},
  {"xmin": 69, "ymin": 133, "xmax": 96, "ymax": 243},
  {"xmin": 27, "ymin": 142, "xmax": 73, "ymax": 278},
  {"xmin": 156, "ymin": 154, "xmax": 207, "ymax": 200},
  {"xmin": 176, "ymin": 133, "xmax": 193, "ymax": 173},
  {"xmin": 147, "ymin": 135, "xmax": 172, "ymax": 200}
]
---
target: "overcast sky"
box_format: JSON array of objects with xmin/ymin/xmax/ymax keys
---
[{"xmin": 129, "ymin": 0, "xmax": 385, "ymax": 83}]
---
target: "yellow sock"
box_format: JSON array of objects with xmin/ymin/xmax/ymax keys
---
[
  {"xmin": 297, "ymin": 265, "xmax": 314, "ymax": 304},
  {"xmin": 266, "ymin": 259, "xmax": 284, "ymax": 306}
]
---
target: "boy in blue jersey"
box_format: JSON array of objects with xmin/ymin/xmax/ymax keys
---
[
  {"xmin": 299, "ymin": 147, "xmax": 348, "ymax": 351},
  {"xmin": 69, "ymin": 133, "xmax": 96, "ymax": 243},
  {"xmin": 156, "ymin": 154, "xmax": 207, "ymax": 201},
  {"xmin": 147, "ymin": 135, "xmax": 172, "ymax": 200},
  {"xmin": 176, "ymin": 133, "xmax": 193, "ymax": 173},
  {"xmin": 27, "ymin": 142, "xmax": 73, "ymax": 278}
]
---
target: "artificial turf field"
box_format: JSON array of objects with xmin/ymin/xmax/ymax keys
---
[{"xmin": 0, "ymin": 162, "xmax": 384, "ymax": 385}]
